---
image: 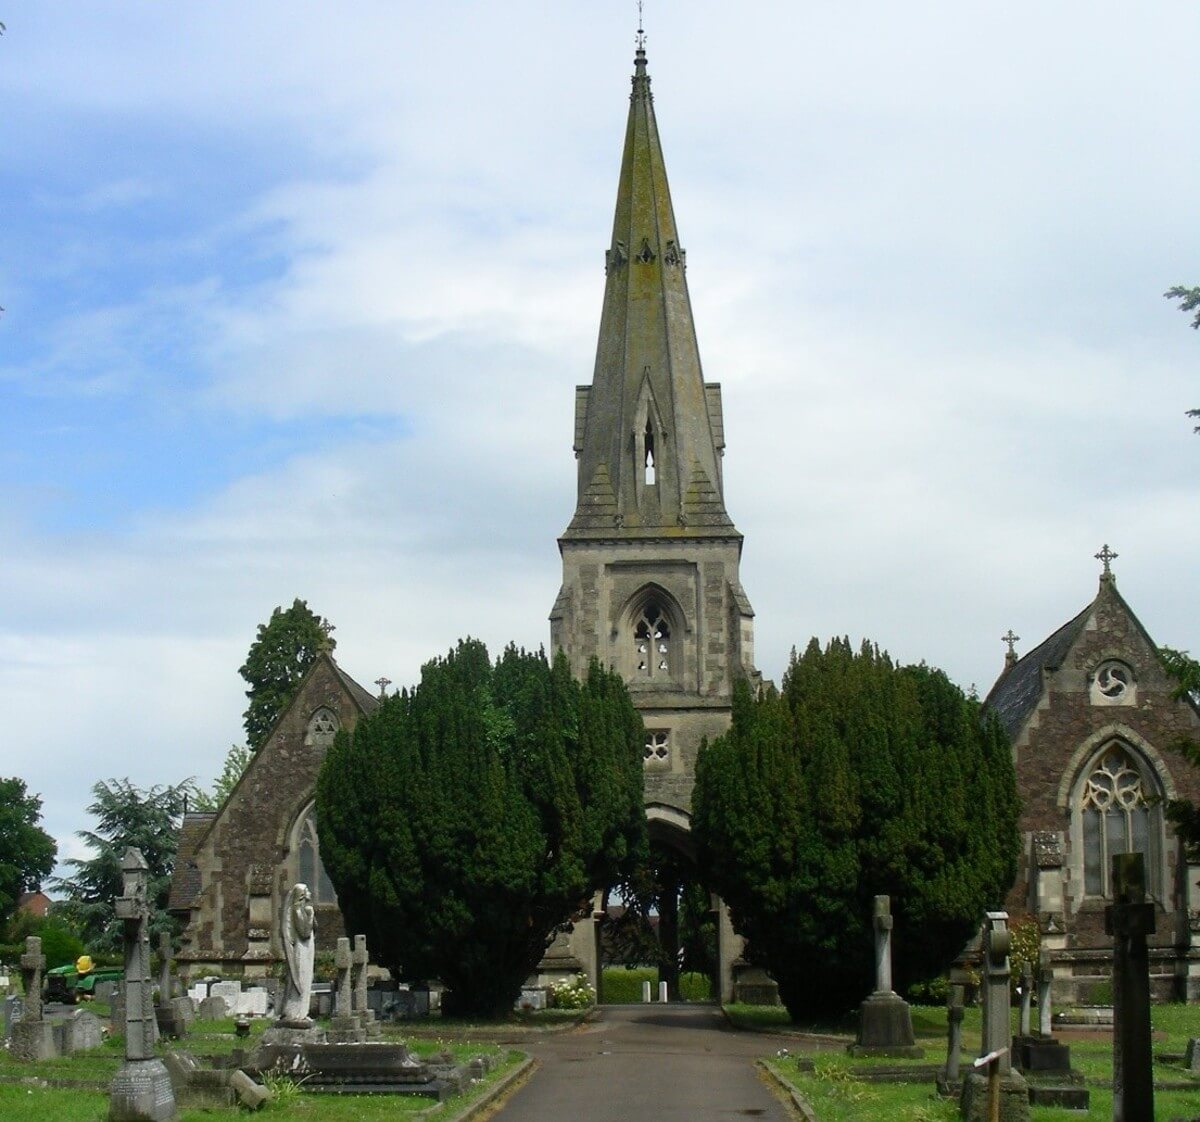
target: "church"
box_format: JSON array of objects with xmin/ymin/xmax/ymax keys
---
[{"xmin": 168, "ymin": 44, "xmax": 1200, "ymax": 1003}]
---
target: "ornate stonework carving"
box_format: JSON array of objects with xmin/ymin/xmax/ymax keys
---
[
  {"xmin": 1031, "ymin": 831, "xmax": 1064, "ymax": 868},
  {"xmin": 636, "ymin": 237, "xmax": 656, "ymax": 264}
]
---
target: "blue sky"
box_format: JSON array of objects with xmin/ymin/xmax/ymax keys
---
[{"xmin": 1, "ymin": 1, "xmax": 1198, "ymax": 871}]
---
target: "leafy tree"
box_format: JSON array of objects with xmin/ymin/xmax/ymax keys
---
[
  {"xmin": 0, "ymin": 778, "xmax": 57, "ymax": 930},
  {"xmin": 1159, "ymin": 647, "xmax": 1200, "ymax": 848},
  {"xmin": 4, "ymin": 910, "xmax": 86, "ymax": 970},
  {"xmin": 1165, "ymin": 285, "xmax": 1200, "ymax": 430},
  {"xmin": 316, "ymin": 640, "xmax": 646, "ymax": 1017},
  {"xmin": 191, "ymin": 744, "xmax": 253, "ymax": 812},
  {"xmin": 240, "ymin": 599, "xmax": 335, "ymax": 751},
  {"xmin": 693, "ymin": 638, "xmax": 1020, "ymax": 1020},
  {"xmin": 52, "ymin": 779, "xmax": 193, "ymax": 953}
]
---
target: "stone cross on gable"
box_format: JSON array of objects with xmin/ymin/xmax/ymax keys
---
[
  {"xmin": 1095, "ymin": 543, "xmax": 1118, "ymax": 578},
  {"xmin": 19, "ymin": 936, "xmax": 45, "ymax": 1023},
  {"xmin": 1002, "ymin": 630, "xmax": 1020, "ymax": 666},
  {"xmin": 374, "ymin": 677, "xmax": 391, "ymax": 700},
  {"xmin": 873, "ymin": 895, "xmax": 894, "ymax": 995}
]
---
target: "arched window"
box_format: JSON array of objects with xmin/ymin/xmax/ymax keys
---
[
  {"xmin": 633, "ymin": 602, "xmax": 673, "ymax": 678},
  {"xmin": 1078, "ymin": 744, "xmax": 1159, "ymax": 897},
  {"xmin": 305, "ymin": 707, "xmax": 340, "ymax": 749},
  {"xmin": 293, "ymin": 807, "xmax": 338, "ymax": 905}
]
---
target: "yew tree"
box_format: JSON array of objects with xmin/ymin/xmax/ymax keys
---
[
  {"xmin": 693, "ymin": 638, "xmax": 1019, "ymax": 1019},
  {"xmin": 316, "ymin": 640, "xmax": 646, "ymax": 1017}
]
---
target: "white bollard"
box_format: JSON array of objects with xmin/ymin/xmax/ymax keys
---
[
  {"xmin": 658, "ymin": 981, "xmax": 668, "ymax": 1004},
  {"xmin": 642, "ymin": 980, "xmax": 651, "ymax": 1004}
]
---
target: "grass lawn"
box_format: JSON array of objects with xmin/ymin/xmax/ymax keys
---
[
  {"xmin": 1, "ymin": 1014, "xmax": 522, "ymax": 1120},
  {"xmin": 600, "ymin": 967, "xmax": 711, "ymax": 1003},
  {"xmin": 755, "ymin": 1001, "xmax": 1200, "ymax": 1121}
]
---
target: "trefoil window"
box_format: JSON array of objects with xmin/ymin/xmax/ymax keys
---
[{"xmin": 634, "ymin": 604, "xmax": 671, "ymax": 677}]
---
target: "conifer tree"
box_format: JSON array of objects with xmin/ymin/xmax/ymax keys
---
[
  {"xmin": 315, "ymin": 641, "xmax": 645, "ymax": 1017},
  {"xmin": 694, "ymin": 638, "xmax": 1019, "ymax": 1019}
]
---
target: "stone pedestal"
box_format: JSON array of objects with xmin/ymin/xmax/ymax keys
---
[
  {"xmin": 848, "ymin": 992, "xmax": 924, "ymax": 1057},
  {"xmin": 1013, "ymin": 1034, "xmax": 1072, "ymax": 1074},
  {"xmin": 11, "ymin": 1019, "xmax": 57, "ymax": 1061},
  {"xmin": 959, "ymin": 1070, "xmax": 1030, "ymax": 1122},
  {"xmin": 110, "ymin": 1059, "xmax": 177, "ymax": 1122},
  {"xmin": 261, "ymin": 1019, "xmax": 325, "ymax": 1047}
]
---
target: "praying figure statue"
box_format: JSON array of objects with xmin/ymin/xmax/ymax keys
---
[{"xmin": 279, "ymin": 883, "xmax": 316, "ymax": 1023}]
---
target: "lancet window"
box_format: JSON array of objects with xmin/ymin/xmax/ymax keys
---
[{"xmin": 294, "ymin": 807, "xmax": 338, "ymax": 906}]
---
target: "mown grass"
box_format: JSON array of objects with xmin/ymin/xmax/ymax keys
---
[
  {"xmin": 757, "ymin": 1001, "xmax": 1200, "ymax": 1121},
  {"xmin": 2, "ymin": 1015, "xmax": 521, "ymax": 1120},
  {"xmin": 600, "ymin": 967, "xmax": 711, "ymax": 1003}
]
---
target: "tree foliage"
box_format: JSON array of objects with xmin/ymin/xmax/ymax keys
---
[
  {"xmin": 1160, "ymin": 647, "xmax": 1200, "ymax": 850},
  {"xmin": 0, "ymin": 777, "xmax": 57, "ymax": 930},
  {"xmin": 1165, "ymin": 285, "xmax": 1200, "ymax": 430},
  {"xmin": 693, "ymin": 638, "xmax": 1020, "ymax": 1019},
  {"xmin": 240, "ymin": 599, "xmax": 335, "ymax": 751},
  {"xmin": 51, "ymin": 779, "xmax": 193, "ymax": 953},
  {"xmin": 191, "ymin": 744, "xmax": 254, "ymax": 812},
  {"xmin": 316, "ymin": 640, "xmax": 646, "ymax": 1017}
]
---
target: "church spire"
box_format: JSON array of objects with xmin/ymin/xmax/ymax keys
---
[{"xmin": 564, "ymin": 42, "xmax": 735, "ymax": 540}]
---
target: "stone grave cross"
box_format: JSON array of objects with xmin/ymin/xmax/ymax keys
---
[
  {"xmin": 109, "ymin": 846, "xmax": 176, "ymax": 1121},
  {"xmin": 981, "ymin": 911, "xmax": 1012, "ymax": 1073},
  {"xmin": 1106, "ymin": 852, "xmax": 1155, "ymax": 1122},
  {"xmin": 20, "ymin": 936, "xmax": 45, "ymax": 1022},
  {"xmin": 327, "ymin": 936, "xmax": 363, "ymax": 1043},
  {"xmin": 1037, "ymin": 949, "xmax": 1053, "ymax": 1037},
  {"xmin": 873, "ymin": 895, "xmax": 893, "ymax": 994},
  {"xmin": 157, "ymin": 932, "xmax": 172, "ymax": 1003},
  {"xmin": 352, "ymin": 934, "xmax": 376, "ymax": 1036}
]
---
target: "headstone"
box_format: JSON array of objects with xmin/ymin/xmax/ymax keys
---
[
  {"xmin": 229, "ymin": 1069, "xmax": 272, "ymax": 1110},
  {"xmin": 197, "ymin": 996, "xmax": 229, "ymax": 1021},
  {"xmin": 944, "ymin": 984, "xmax": 965, "ymax": 1083},
  {"xmin": 11, "ymin": 936, "xmax": 57, "ymax": 1061},
  {"xmin": 157, "ymin": 932, "xmax": 173, "ymax": 1002},
  {"xmin": 63, "ymin": 1008, "xmax": 105, "ymax": 1053},
  {"xmin": 236, "ymin": 989, "xmax": 269, "ymax": 1018},
  {"xmin": 1184, "ymin": 1038, "xmax": 1200, "ymax": 1075},
  {"xmin": 154, "ymin": 934, "xmax": 188, "ymax": 1040},
  {"xmin": 109, "ymin": 847, "xmax": 177, "ymax": 1121},
  {"xmin": 959, "ymin": 912, "xmax": 1029, "ymax": 1122},
  {"xmin": 3, "ymin": 994, "xmax": 25, "ymax": 1039},
  {"xmin": 849, "ymin": 896, "xmax": 922, "ymax": 1058},
  {"xmin": 327, "ymin": 937, "xmax": 364, "ymax": 1043},
  {"xmin": 1017, "ymin": 966, "xmax": 1032, "ymax": 1037},
  {"xmin": 1037, "ymin": 950, "xmax": 1053, "ymax": 1037},
  {"xmin": 210, "ymin": 981, "xmax": 241, "ymax": 1008},
  {"xmin": 1106, "ymin": 852, "xmax": 1155, "ymax": 1122},
  {"xmin": 352, "ymin": 935, "xmax": 379, "ymax": 1038}
]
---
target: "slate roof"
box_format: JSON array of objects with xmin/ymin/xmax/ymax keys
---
[
  {"xmin": 167, "ymin": 812, "xmax": 216, "ymax": 913},
  {"xmin": 333, "ymin": 663, "xmax": 381, "ymax": 715},
  {"xmin": 983, "ymin": 604, "xmax": 1091, "ymax": 741}
]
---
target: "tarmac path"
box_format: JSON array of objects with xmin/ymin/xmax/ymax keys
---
[{"xmin": 493, "ymin": 1004, "xmax": 798, "ymax": 1121}]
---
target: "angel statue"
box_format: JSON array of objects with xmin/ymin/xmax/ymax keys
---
[{"xmin": 278, "ymin": 883, "xmax": 316, "ymax": 1023}]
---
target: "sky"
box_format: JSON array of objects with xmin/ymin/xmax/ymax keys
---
[{"xmin": 1, "ymin": 2, "xmax": 1197, "ymax": 877}]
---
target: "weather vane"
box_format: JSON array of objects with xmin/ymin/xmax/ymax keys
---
[{"xmin": 636, "ymin": 1, "xmax": 646, "ymax": 50}]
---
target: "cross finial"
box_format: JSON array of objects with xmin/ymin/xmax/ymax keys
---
[
  {"xmin": 1002, "ymin": 630, "xmax": 1020, "ymax": 665},
  {"xmin": 374, "ymin": 676, "xmax": 391, "ymax": 700},
  {"xmin": 1095, "ymin": 543, "xmax": 1118, "ymax": 579}
]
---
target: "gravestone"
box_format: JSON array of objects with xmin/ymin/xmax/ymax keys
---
[
  {"xmin": 328, "ymin": 937, "xmax": 365, "ymax": 1043},
  {"xmin": 3, "ymin": 994, "xmax": 25, "ymax": 1040},
  {"xmin": 59, "ymin": 1008, "xmax": 105, "ymax": 1054},
  {"xmin": 1107, "ymin": 852, "xmax": 1155, "ymax": 1122},
  {"xmin": 196, "ymin": 995, "xmax": 228, "ymax": 1021},
  {"xmin": 849, "ymin": 895, "xmax": 922, "ymax": 1057},
  {"xmin": 154, "ymin": 933, "xmax": 189, "ymax": 1040},
  {"xmin": 235, "ymin": 989, "xmax": 269, "ymax": 1017},
  {"xmin": 353, "ymin": 935, "xmax": 380, "ymax": 1039},
  {"xmin": 937, "ymin": 983, "xmax": 965, "ymax": 1093},
  {"xmin": 109, "ymin": 848, "xmax": 177, "ymax": 1121},
  {"xmin": 1037, "ymin": 950, "xmax": 1053, "ymax": 1037},
  {"xmin": 1017, "ymin": 966, "xmax": 1032, "ymax": 1037},
  {"xmin": 959, "ymin": 912, "xmax": 1029, "ymax": 1122},
  {"xmin": 11, "ymin": 936, "xmax": 57, "ymax": 1061},
  {"xmin": 209, "ymin": 981, "xmax": 241, "ymax": 1008}
]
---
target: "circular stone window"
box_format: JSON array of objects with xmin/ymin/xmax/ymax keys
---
[{"xmin": 1091, "ymin": 660, "xmax": 1134, "ymax": 705}]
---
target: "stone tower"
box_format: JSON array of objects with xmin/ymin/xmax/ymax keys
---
[{"xmin": 551, "ymin": 42, "xmax": 757, "ymax": 835}]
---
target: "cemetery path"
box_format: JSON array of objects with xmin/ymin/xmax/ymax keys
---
[{"xmin": 493, "ymin": 1004, "xmax": 798, "ymax": 1121}]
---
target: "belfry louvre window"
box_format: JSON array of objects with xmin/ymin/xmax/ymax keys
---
[
  {"xmin": 634, "ymin": 603, "xmax": 672, "ymax": 677},
  {"xmin": 1079, "ymin": 745, "xmax": 1157, "ymax": 897}
]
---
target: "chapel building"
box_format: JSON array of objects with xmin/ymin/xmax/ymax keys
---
[{"xmin": 985, "ymin": 554, "xmax": 1200, "ymax": 1001}]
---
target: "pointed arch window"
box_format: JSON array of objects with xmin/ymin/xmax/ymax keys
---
[
  {"xmin": 1078, "ymin": 744, "xmax": 1159, "ymax": 897},
  {"xmin": 305, "ymin": 707, "xmax": 340, "ymax": 749},
  {"xmin": 644, "ymin": 421, "xmax": 656, "ymax": 485},
  {"xmin": 293, "ymin": 807, "xmax": 338, "ymax": 906},
  {"xmin": 634, "ymin": 602, "xmax": 672, "ymax": 678}
]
